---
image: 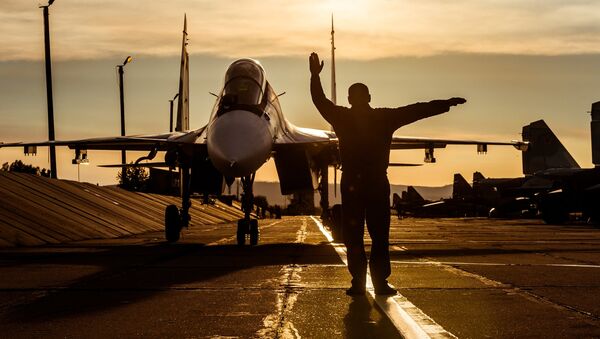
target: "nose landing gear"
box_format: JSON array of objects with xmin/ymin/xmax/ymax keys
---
[
  {"xmin": 236, "ymin": 173, "xmax": 260, "ymax": 246},
  {"xmin": 237, "ymin": 218, "xmax": 259, "ymax": 246}
]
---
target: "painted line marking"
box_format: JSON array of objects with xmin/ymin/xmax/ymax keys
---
[
  {"xmin": 407, "ymin": 254, "xmax": 600, "ymax": 320},
  {"xmin": 390, "ymin": 261, "xmax": 600, "ymax": 269},
  {"xmin": 310, "ymin": 216, "xmax": 456, "ymax": 339},
  {"xmin": 467, "ymin": 240, "xmax": 598, "ymax": 244}
]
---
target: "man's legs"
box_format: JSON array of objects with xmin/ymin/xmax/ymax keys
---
[
  {"xmin": 365, "ymin": 176, "xmax": 393, "ymax": 292},
  {"xmin": 341, "ymin": 174, "xmax": 367, "ymax": 290}
]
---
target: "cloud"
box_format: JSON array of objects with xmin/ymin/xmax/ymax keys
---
[{"xmin": 3, "ymin": 1, "xmax": 600, "ymax": 61}]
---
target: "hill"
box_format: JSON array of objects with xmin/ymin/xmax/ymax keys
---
[{"xmin": 252, "ymin": 181, "xmax": 453, "ymax": 207}]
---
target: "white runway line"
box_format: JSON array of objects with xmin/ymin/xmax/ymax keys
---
[{"xmin": 310, "ymin": 216, "xmax": 456, "ymax": 339}]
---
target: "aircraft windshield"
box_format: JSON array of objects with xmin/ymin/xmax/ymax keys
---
[{"xmin": 223, "ymin": 59, "xmax": 266, "ymax": 106}]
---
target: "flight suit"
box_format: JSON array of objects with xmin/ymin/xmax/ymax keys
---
[{"xmin": 310, "ymin": 74, "xmax": 456, "ymax": 288}]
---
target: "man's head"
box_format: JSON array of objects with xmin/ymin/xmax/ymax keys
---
[{"xmin": 348, "ymin": 83, "xmax": 371, "ymax": 107}]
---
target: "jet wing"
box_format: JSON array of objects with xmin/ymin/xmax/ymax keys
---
[
  {"xmin": 272, "ymin": 126, "xmax": 526, "ymax": 152},
  {"xmin": 391, "ymin": 136, "xmax": 527, "ymax": 151},
  {"xmin": 0, "ymin": 127, "xmax": 206, "ymax": 152}
]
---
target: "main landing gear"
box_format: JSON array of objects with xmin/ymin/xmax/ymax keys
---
[
  {"xmin": 237, "ymin": 173, "xmax": 260, "ymax": 246},
  {"xmin": 164, "ymin": 166, "xmax": 192, "ymax": 243}
]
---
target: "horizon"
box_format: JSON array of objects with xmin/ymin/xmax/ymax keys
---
[{"xmin": 1, "ymin": 1, "xmax": 599, "ymax": 186}]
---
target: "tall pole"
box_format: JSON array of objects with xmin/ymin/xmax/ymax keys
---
[
  {"xmin": 117, "ymin": 56, "xmax": 132, "ymax": 165},
  {"xmin": 169, "ymin": 93, "xmax": 179, "ymax": 133},
  {"xmin": 320, "ymin": 14, "xmax": 337, "ymax": 221},
  {"xmin": 118, "ymin": 65, "xmax": 126, "ymax": 164},
  {"xmin": 331, "ymin": 14, "xmax": 337, "ymax": 105},
  {"xmin": 42, "ymin": 3, "xmax": 57, "ymax": 179}
]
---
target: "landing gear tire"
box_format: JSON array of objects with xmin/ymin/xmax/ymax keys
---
[
  {"xmin": 249, "ymin": 219, "xmax": 259, "ymax": 246},
  {"xmin": 165, "ymin": 204, "xmax": 181, "ymax": 242},
  {"xmin": 237, "ymin": 219, "xmax": 248, "ymax": 246}
]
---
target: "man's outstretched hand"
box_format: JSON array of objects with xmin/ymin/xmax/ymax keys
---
[
  {"xmin": 448, "ymin": 97, "xmax": 467, "ymax": 106},
  {"xmin": 309, "ymin": 52, "xmax": 324, "ymax": 76}
]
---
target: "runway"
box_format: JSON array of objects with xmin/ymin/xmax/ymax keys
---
[{"xmin": 1, "ymin": 216, "xmax": 599, "ymax": 338}]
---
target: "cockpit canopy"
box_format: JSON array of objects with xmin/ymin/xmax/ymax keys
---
[{"xmin": 223, "ymin": 59, "xmax": 266, "ymax": 106}]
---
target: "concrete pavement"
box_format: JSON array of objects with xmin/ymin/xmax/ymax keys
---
[{"xmin": 0, "ymin": 216, "xmax": 599, "ymax": 338}]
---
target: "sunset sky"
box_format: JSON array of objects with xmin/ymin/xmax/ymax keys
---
[{"xmin": 1, "ymin": 1, "xmax": 600, "ymax": 186}]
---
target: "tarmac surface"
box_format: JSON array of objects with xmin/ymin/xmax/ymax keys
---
[
  {"xmin": 0, "ymin": 172, "xmax": 245, "ymax": 246},
  {"xmin": 1, "ymin": 216, "xmax": 600, "ymax": 338}
]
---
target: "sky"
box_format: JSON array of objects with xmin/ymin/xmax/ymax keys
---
[{"xmin": 1, "ymin": 1, "xmax": 600, "ymax": 186}]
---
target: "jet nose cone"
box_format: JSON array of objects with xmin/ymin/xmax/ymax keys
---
[{"xmin": 207, "ymin": 110, "xmax": 273, "ymax": 177}]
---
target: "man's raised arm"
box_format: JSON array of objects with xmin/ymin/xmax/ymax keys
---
[
  {"xmin": 387, "ymin": 97, "xmax": 467, "ymax": 128},
  {"xmin": 309, "ymin": 53, "xmax": 337, "ymax": 124}
]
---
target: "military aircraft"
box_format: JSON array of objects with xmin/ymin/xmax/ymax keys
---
[
  {"xmin": 409, "ymin": 173, "xmax": 484, "ymax": 217},
  {"xmin": 0, "ymin": 17, "xmax": 527, "ymax": 245},
  {"xmin": 392, "ymin": 186, "xmax": 429, "ymax": 217},
  {"xmin": 524, "ymin": 110, "xmax": 600, "ymax": 224},
  {"xmin": 472, "ymin": 119, "xmax": 589, "ymax": 222}
]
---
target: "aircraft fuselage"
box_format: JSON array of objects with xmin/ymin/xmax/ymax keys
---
[{"xmin": 206, "ymin": 59, "xmax": 281, "ymax": 178}]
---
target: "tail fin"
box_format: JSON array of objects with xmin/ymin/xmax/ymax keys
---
[
  {"xmin": 406, "ymin": 186, "xmax": 425, "ymax": 203},
  {"xmin": 452, "ymin": 173, "xmax": 472, "ymax": 200},
  {"xmin": 175, "ymin": 15, "xmax": 190, "ymax": 132},
  {"xmin": 522, "ymin": 120, "xmax": 579, "ymax": 175},
  {"xmin": 473, "ymin": 171, "xmax": 485, "ymax": 183}
]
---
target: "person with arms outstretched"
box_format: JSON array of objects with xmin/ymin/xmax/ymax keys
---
[{"xmin": 309, "ymin": 52, "xmax": 466, "ymax": 295}]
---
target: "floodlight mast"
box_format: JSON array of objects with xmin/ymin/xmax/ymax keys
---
[
  {"xmin": 117, "ymin": 56, "xmax": 133, "ymax": 165},
  {"xmin": 40, "ymin": 0, "xmax": 57, "ymax": 178}
]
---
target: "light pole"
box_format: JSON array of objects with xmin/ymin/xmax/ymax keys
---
[
  {"xmin": 169, "ymin": 93, "xmax": 179, "ymax": 132},
  {"xmin": 117, "ymin": 55, "xmax": 133, "ymax": 165},
  {"xmin": 40, "ymin": 0, "xmax": 57, "ymax": 178}
]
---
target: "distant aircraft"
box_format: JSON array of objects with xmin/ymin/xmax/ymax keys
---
[
  {"xmin": 521, "ymin": 115, "xmax": 600, "ymax": 224},
  {"xmin": 474, "ymin": 118, "xmax": 600, "ymax": 223},
  {"xmin": 392, "ymin": 186, "xmax": 429, "ymax": 217},
  {"xmin": 0, "ymin": 16, "xmax": 527, "ymax": 244},
  {"xmin": 410, "ymin": 173, "xmax": 484, "ymax": 217}
]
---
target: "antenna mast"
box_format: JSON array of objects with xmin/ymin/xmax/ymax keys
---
[{"xmin": 330, "ymin": 14, "xmax": 337, "ymax": 104}]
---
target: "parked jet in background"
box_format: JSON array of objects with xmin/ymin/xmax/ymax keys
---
[
  {"xmin": 392, "ymin": 186, "xmax": 429, "ymax": 217},
  {"xmin": 473, "ymin": 117, "xmax": 600, "ymax": 224},
  {"xmin": 528, "ymin": 107, "xmax": 600, "ymax": 224},
  {"xmin": 472, "ymin": 119, "xmax": 598, "ymax": 223},
  {"xmin": 0, "ymin": 17, "xmax": 527, "ymax": 244},
  {"xmin": 395, "ymin": 120, "xmax": 580, "ymax": 219}
]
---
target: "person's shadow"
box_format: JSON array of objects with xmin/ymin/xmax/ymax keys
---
[{"xmin": 343, "ymin": 295, "xmax": 402, "ymax": 338}]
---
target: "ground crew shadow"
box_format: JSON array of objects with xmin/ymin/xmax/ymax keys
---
[{"xmin": 343, "ymin": 295, "xmax": 402, "ymax": 339}]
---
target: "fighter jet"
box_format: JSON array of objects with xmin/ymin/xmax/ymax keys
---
[
  {"xmin": 524, "ymin": 110, "xmax": 600, "ymax": 224},
  {"xmin": 409, "ymin": 173, "xmax": 484, "ymax": 217},
  {"xmin": 392, "ymin": 186, "xmax": 429, "ymax": 217},
  {"xmin": 0, "ymin": 17, "xmax": 527, "ymax": 245},
  {"xmin": 473, "ymin": 119, "xmax": 590, "ymax": 222}
]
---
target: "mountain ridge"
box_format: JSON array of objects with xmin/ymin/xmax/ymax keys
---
[{"xmin": 246, "ymin": 181, "xmax": 453, "ymax": 206}]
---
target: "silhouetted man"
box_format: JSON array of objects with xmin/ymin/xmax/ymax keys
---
[{"xmin": 309, "ymin": 52, "xmax": 466, "ymax": 295}]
